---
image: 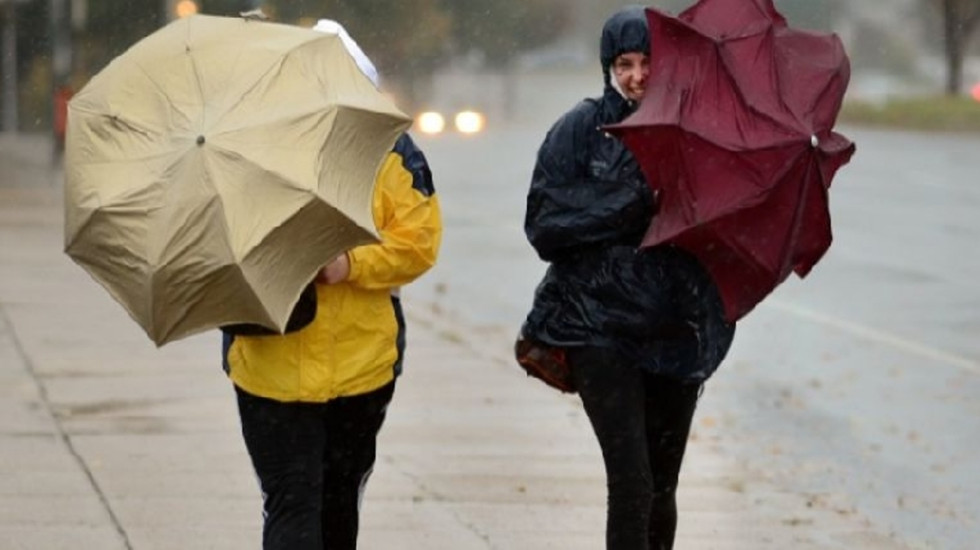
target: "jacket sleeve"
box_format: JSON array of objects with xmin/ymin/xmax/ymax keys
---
[
  {"xmin": 346, "ymin": 135, "xmax": 442, "ymax": 289},
  {"xmin": 524, "ymin": 103, "xmax": 652, "ymax": 263}
]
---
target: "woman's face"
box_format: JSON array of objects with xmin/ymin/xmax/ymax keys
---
[{"xmin": 612, "ymin": 52, "xmax": 650, "ymax": 102}]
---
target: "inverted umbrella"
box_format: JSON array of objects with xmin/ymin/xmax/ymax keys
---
[
  {"xmin": 65, "ymin": 14, "xmax": 411, "ymax": 346},
  {"xmin": 608, "ymin": 0, "xmax": 855, "ymax": 322}
]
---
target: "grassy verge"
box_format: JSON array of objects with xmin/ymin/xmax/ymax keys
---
[{"xmin": 839, "ymin": 95, "xmax": 980, "ymax": 132}]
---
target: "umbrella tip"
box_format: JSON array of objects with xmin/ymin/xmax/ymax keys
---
[
  {"xmin": 810, "ymin": 135, "xmax": 819, "ymax": 148},
  {"xmin": 196, "ymin": 135, "xmax": 206, "ymax": 146}
]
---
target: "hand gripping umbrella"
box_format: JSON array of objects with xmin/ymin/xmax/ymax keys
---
[
  {"xmin": 65, "ymin": 14, "xmax": 411, "ymax": 345},
  {"xmin": 608, "ymin": 0, "xmax": 856, "ymax": 322}
]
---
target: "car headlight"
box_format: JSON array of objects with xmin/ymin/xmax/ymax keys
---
[
  {"xmin": 454, "ymin": 110, "xmax": 485, "ymax": 134},
  {"xmin": 415, "ymin": 111, "xmax": 446, "ymax": 135}
]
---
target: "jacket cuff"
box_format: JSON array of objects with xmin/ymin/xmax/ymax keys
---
[{"xmin": 345, "ymin": 249, "xmax": 361, "ymax": 283}]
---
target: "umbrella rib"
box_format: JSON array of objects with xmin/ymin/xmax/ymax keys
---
[
  {"xmin": 209, "ymin": 36, "xmax": 325, "ymax": 133},
  {"xmin": 768, "ymin": 29, "xmax": 841, "ymax": 134},
  {"xmin": 69, "ymin": 103, "xmax": 162, "ymax": 138},
  {"xmin": 71, "ymin": 54, "xmax": 192, "ymax": 142},
  {"xmin": 783, "ymin": 153, "xmax": 824, "ymax": 274},
  {"xmin": 770, "ymin": 36, "xmax": 811, "ymax": 133},
  {"xmin": 67, "ymin": 103, "xmax": 185, "ymax": 166},
  {"xmin": 806, "ymin": 68, "xmax": 846, "ymax": 131},
  {"xmin": 122, "ymin": 58, "xmax": 198, "ymax": 132},
  {"xmin": 718, "ymin": 33, "xmax": 798, "ymax": 144},
  {"xmin": 212, "ymin": 103, "xmax": 397, "ymax": 149},
  {"xmin": 681, "ymin": 130, "xmax": 809, "ymax": 212},
  {"xmin": 208, "ymin": 35, "xmax": 398, "ymax": 134},
  {"xmin": 202, "ymin": 141, "xmax": 320, "ymax": 265},
  {"xmin": 214, "ymin": 101, "xmax": 330, "ymax": 139},
  {"xmin": 207, "ymin": 141, "xmax": 316, "ymax": 196},
  {"xmin": 184, "ymin": 19, "xmax": 208, "ymax": 131},
  {"xmin": 70, "ymin": 150, "xmax": 184, "ymax": 169}
]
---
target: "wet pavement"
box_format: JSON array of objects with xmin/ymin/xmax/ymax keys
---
[
  {"xmin": 1, "ymin": 123, "xmax": 975, "ymax": 549},
  {"xmin": 411, "ymin": 123, "xmax": 980, "ymax": 549}
]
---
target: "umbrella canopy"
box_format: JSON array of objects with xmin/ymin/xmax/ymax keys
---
[
  {"xmin": 607, "ymin": 0, "xmax": 855, "ymax": 322},
  {"xmin": 65, "ymin": 14, "xmax": 411, "ymax": 346}
]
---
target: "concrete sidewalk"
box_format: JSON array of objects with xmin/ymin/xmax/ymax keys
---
[{"xmin": 0, "ymin": 134, "xmax": 908, "ymax": 549}]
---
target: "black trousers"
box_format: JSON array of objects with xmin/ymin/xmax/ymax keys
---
[
  {"xmin": 235, "ymin": 381, "xmax": 395, "ymax": 550},
  {"xmin": 568, "ymin": 347, "xmax": 702, "ymax": 550}
]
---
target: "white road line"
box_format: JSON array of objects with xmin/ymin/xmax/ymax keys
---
[{"xmin": 768, "ymin": 300, "xmax": 980, "ymax": 376}]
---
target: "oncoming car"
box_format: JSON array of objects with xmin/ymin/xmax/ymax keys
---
[{"xmin": 414, "ymin": 109, "xmax": 487, "ymax": 136}]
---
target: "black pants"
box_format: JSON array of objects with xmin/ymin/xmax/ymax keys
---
[
  {"xmin": 235, "ymin": 382, "xmax": 395, "ymax": 550},
  {"xmin": 568, "ymin": 347, "xmax": 701, "ymax": 550}
]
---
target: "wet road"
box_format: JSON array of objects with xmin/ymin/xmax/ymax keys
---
[{"xmin": 410, "ymin": 123, "xmax": 980, "ymax": 549}]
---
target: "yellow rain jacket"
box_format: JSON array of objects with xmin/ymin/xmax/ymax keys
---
[{"xmin": 224, "ymin": 134, "xmax": 441, "ymax": 402}]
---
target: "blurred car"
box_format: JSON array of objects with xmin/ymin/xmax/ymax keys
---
[{"xmin": 413, "ymin": 109, "xmax": 487, "ymax": 136}]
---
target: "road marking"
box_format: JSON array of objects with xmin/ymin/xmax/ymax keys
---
[{"xmin": 769, "ymin": 300, "xmax": 980, "ymax": 375}]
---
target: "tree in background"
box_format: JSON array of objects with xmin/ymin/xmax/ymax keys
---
[
  {"xmin": 928, "ymin": 0, "xmax": 980, "ymax": 94},
  {"xmin": 8, "ymin": 0, "xmax": 574, "ymax": 126},
  {"xmin": 439, "ymin": 0, "xmax": 568, "ymax": 119},
  {"xmin": 75, "ymin": 0, "xmax": 160, "ymax": 82},
  {"xmin": 203, "ymin": 0, "xmax": 258, "ymax": 16},
  {"xmin": 774, "ymin": 0, "xmax": 844, "ymax": 31},
  {"xmin": 6, "ymin": 0, "xmax": 159, "ymax": 130},
  {"xmin": 591, "ymin": 0, "xmax": 843, "ymax": 30},
  {"xmin": 262, "ymin": 0, "xmax": 571, "ymax": 114},
  {"xmin": 441, "ymin": 0, "xmax": 568, "ymax": 69}
]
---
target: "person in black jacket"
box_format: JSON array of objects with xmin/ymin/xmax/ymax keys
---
[{"xmin": 521, "ymin": 7, "xmax": 736, "ymax": 550}]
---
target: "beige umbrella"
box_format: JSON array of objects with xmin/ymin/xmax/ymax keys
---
[{"xmin": 64, "ymin": 14, "xmax": 410, "ymax": 346}]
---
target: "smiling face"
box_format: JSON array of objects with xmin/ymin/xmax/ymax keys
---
[{"xmin": 612, "ymin": 51, "xmax": 650, "ymax": 102}]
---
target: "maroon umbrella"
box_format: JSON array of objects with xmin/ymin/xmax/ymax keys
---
[{"xmin": 607, "ymin": 0, "xmax": 855, "ymax": 322}]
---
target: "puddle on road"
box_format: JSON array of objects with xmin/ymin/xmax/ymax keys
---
[{"xmin": 54, "ymin": 399, "xmax": 176, "ymax": 434}]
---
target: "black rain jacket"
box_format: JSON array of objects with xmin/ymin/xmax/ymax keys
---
[{"xmin": 521, "ymin": 42, "xmax": 735, "ymax": 382}]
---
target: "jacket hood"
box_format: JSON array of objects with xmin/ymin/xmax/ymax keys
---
[{"xmin": 600, "ymin": 6, "xmax": 650, "ymax": 87}]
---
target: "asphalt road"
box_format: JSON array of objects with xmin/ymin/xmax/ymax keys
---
[{"xmin": 410, "ymin": 123, "xmax": 980, "ymax": 550}]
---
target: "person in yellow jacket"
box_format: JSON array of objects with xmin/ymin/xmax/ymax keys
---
[{"xmin": 222, "ymin": 20, "xmax": 442, "ymax": 550}]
